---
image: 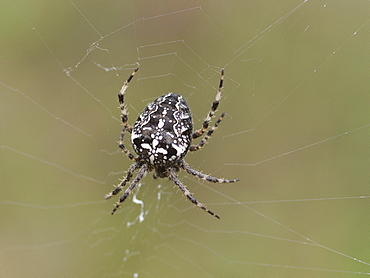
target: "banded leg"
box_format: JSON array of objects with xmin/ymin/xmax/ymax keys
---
[
  {"xmin": 105, "ymin": 162, "xmax": 142, "ymax": 200},
  {"xmin": 117, "ymin": 67, "xmax": 139, "ymax": 161},
  {"xmin": 180, "ymin": 160, "xmax": 239, "ymax": 183},
  {"xmin": 168, "ymin": 168, "xmax": 220, "ymax": 219},
  {"xmin": 189, "ymin": 112, "xmax": 225, "ymax": 152},
  {"xmin": 192, "ymin": 69, "xmax": 224, "ymax": 139},
  {"xmin": 111, "ymin": 164, "xmax": 148, "ymax": 215}
]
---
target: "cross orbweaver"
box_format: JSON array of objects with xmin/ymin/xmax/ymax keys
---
[{"xmin": 105, "ymin": 68, "xmax": 239, "ymax": 219}]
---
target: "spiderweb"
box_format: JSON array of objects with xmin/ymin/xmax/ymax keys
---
[{"xmin": 1, "ymin": 1, "xmax": 369, "ymax": 277}]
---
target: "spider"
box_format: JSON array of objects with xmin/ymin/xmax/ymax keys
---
[{"xmin": 105, "ymin": 68, "xmax": 239, "ymax": 219}]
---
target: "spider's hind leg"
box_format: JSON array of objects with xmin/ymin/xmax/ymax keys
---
[
  {"xmin": 189, "ymin": 112, "xmax": 225, "ymax": 152},
  {"xmin": 117, "ymin": 67, "xmax": 139, "ymax": 161},
  {"xmin": 192, "ymin": 69, "xmax": 224, "ymax": 140}
]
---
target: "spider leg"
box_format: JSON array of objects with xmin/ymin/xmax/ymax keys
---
[
  {"xmin": 192, "ymin": 69, "xmax": 224, "ymax": 139},
  {"xmin": 118, "ymin": 134, "xmax": 137, "ymax": 161},
  {"xmin": 118, "ymin": 67, "xmax": 139, "ymax": 161},
  {"xmin": 105, "ymin": 162, "xmax": 142, "ymax": 200},
  {"xmin": 189, "ymin": 112, "xmax": 225, "ymax": 152},
  {"xmin": 180, "ymin": 160, "xmax": 239, "ymax": 183},
  {"xmin": 168, "ymin": 168, "xmax": 220, "ymax": 219},
  {"xmin": 111, "ymin": 164, "xmax": 148, "ymax": 215}
]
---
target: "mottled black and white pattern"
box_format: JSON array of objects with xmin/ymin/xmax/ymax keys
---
[
  {"xmin": 131, "ymin": 93, "xmax": 192, "ymax": 177},
  {"xmin": 105, "ymin": 68, "xmax": 239, "ymax": 219}
]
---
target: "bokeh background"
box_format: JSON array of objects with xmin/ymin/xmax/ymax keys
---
[{"xmin": 1, "ymin": 1, "xmax": 368, "ymax": 277}]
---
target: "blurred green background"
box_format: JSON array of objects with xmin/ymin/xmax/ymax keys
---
[{"xmin": 1, "ymin": 1, "xmax": 368, "ymax": 277}]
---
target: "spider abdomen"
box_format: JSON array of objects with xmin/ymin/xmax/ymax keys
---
[{"xmin": 131, "ymin": 93, "xmax": 193, "ymax": 167}]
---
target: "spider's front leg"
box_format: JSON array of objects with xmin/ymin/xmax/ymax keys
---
[
  {"xmin": 110, "ymin": 164, "xmax": 148, "ymax": 215},
  {"xmin": 105, "ymin": 161, "xmax": 142, "ymax": 200},
  {"xmin": 180, "ymin": 160, "xmax": 239, "ymax": 183},
  {"xmin": 168, "ymin": 168, "xmax": 220, "ymax": 219},
  {"xmin": 118, "ymin": 68, "xmax": 139, "ymax": 161}
]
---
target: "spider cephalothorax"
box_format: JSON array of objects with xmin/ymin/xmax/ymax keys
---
[{"xmin": 105, "ymin": 68, "xmax": 239, "ymax": 219}]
